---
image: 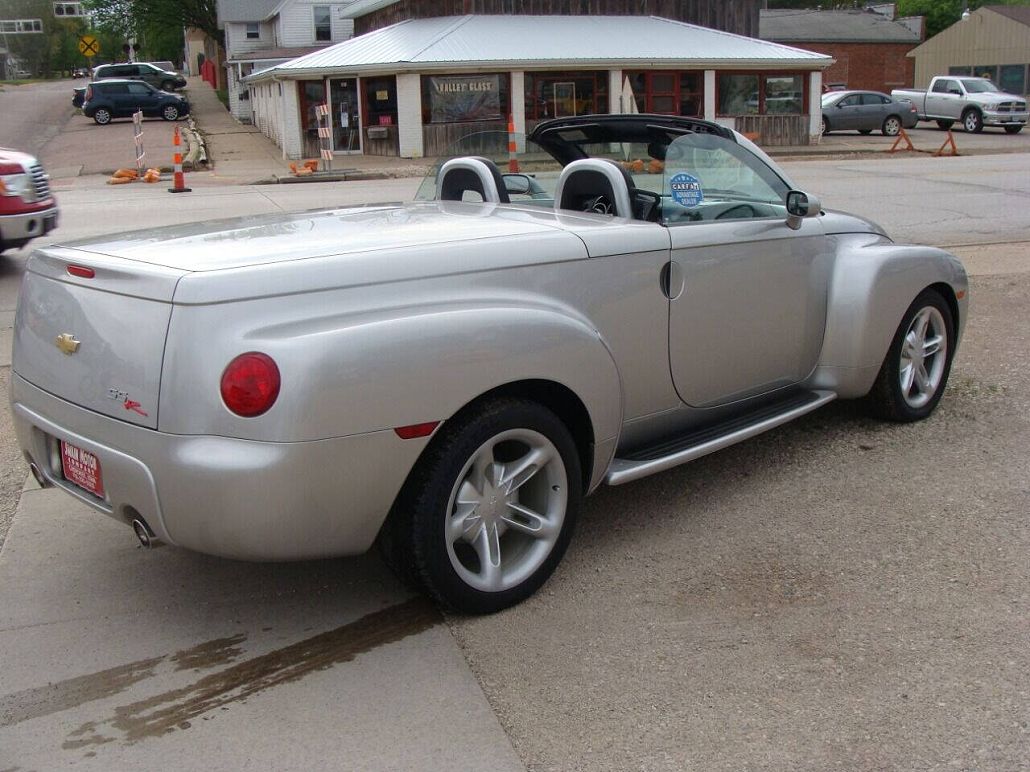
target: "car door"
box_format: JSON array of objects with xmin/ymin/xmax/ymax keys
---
[
  {"xmin": 103, "ymin": 83, "xmax": 132, "ymax": 116},
  {"xmin": 926, "ymin": 79, "xmax": 959, "ymax": 118},
  {"xmin": 833, "ymin": 94, "xmax": 863, "ymax": 130},
  {"xmin": 662, "ymin": 133, "xmax": 831, "ymax": 407},
  {"xmin": 859, "ymin": 93, "xmax": 888, "ymax": 129},
  {"xmin": 125, "ymin": 82, "xmax": 158, "ymax": 115}
]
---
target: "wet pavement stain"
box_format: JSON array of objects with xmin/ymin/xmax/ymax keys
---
[
  {"xmin": 68, "ymin": 597, "xmax": 439, "ymax": 747},
  {"xmin": 0, "ymin": 656, "xmax": 164, "ymax": 729},
  {"xmin": 171, "ymin": 634, "xmax": 246, "ymax": 672}
]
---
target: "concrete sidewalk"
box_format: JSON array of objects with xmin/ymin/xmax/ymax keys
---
[{"xmin": 0, "ymin": 485, "xmax": 525, "ymax": 771}]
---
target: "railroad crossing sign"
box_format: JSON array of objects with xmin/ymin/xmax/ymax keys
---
[{"xmin": 78, "ymin": 35, "xmax": 100, "ymax": 58}]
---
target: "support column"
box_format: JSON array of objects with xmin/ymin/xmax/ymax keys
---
[
  {"xmin": 281, "ymin": 79, "xmax": 302, "ymax": 160},
  {"xmin": 808, "ymin": 70, "xmax": 823, "ymax": 143},
  {"xmin": 609, "ymin": 69, "xmax": 624, "ymax": 112},
  {"xmin": 704, "ymin": 70, "xmax": 717, "ymax": 121},
  {"xmin": 510, "ymin": 70, "xmax": 526, "ymax": 152},
  {"xmin": 396, "ymin": 73, "xmax": 424, "ymax": 158}
]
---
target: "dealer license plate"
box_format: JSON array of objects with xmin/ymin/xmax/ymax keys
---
[{"xmin": 60, "ymin": 440, "xmax": 105, "ymax": 498}]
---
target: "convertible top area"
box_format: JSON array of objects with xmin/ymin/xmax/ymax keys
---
[{"xmin": 528, "ymin": 114, "xmax": 736, "ymax": 165}]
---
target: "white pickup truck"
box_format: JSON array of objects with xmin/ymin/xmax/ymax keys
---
[{"xmin": 892, "ymin": 76, "xmax": 1027, "ymax": 134}]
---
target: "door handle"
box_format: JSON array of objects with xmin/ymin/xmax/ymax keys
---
[{"xmin": 660, "ymin": 261, "xmax": 684, "ymax": 300}]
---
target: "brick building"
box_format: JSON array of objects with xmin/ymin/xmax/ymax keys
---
[{"xmin": 760, "ymin": 7, "xmax": 923, "ymax": 94}]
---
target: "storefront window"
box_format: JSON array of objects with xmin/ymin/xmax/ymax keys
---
[
  {"xmin": 999, "ymin": 64, "xmax": 1027, "ymax": 95},
  {"xmin": 421, "ymin": 74, "xmax": 511, "ymax": 123},
  {"xmin": 525, "ymin": 72, "xmax": 608, "ymax": 120},
  {"xmin": 364, "ymin": 76, "xmax": 397, "ymax": 126},
  {"xmin": 765, "ymin": 75, "xmax": 803, "ymax": 114},
  {"xmin": 719, "ymin": 73, "xmax": 805, "ymax": 115},
  {"xmin": 973, "ymin": 65, "xmax": 998, "ymax": 83},
  {"xmin": 624, "ymin": 72, "xmax": 703, "ymax": 116},
  {"xmin": 718, "ymin": 74, "xmax": 759, "ymax": 115}
]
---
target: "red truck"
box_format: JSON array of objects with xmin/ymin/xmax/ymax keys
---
[{"xmin": 0, "ymin": 148, "xmax": 58, "ymax": 255}]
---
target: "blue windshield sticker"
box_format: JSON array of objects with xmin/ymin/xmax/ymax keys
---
[{"xmin": 669, "ymin": 173, "xmax": 704, "ymax": 208}]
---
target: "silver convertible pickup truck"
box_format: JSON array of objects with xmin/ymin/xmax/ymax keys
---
[{"xmin": 11, "ymin": 115, "xmax": 968, "ymax": 614}]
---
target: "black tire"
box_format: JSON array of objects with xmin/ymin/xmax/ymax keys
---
[
  {"xmin": 160, "ymin": 80, "xmax": 175, "ymax": 92},
  {"xmin": 863, "ymin": 289, "xmax": 955, "ymax": 422},
  {"xmin": 821, "ymin": 117, "xmax": 830, "ymax": 135},
  {"xmin": 962, "ymin": 109, "xmax": 984, "ymax": 134},
  {"xmin": 936, "ymin": 120, "xmax": 954, "ymax": 130},
  {"xmin": 882, "ymin": 115, "xmax": 902, "ymax": 136},
  {"xmin": 858, "ymin": 129, "xmax": 873, "ymax": 135},
  {"xmin": 93, "ymin": 108, "xmax": 112, "ymax": 125},
  {"xmin": 1004, "ymin": 125, "xmax": 1023, "ymax": 134},
  {"xmin": 161, "ymin": 104, "xmax": 180, "ymax": 121},
  {"xmin": 383, "ymin": 398, "xmax": 582, "ymax": 614}
]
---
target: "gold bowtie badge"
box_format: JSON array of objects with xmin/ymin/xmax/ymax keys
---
[{"xmin": 55, "ymin": 333, "xmax": 81, "ymax": 355}]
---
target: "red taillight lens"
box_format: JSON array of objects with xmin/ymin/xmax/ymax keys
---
[
  {"xmin": 85, "ymin": 86, "xmax": 93, "ymax": 100},
  {"xmin": 220, "ymin": 352, "xmax": 281, "ymax": 417},
  {"xmin": 0, "ymin": 162, "xmax": 23, "ymax": 175}
]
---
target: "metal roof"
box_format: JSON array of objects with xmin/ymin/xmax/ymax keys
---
[
  {"xmin": 760, "ymin": 9, "xmax": 921, "ymax": 44},
  {"xmin": 986, "ymin": 5, "xmax": 1030, "ymax": 27},
  {"xmin": 339, "ymin": 0, "xmax": 401, "ymax": 18},
  {"xmin": 217, "ymin": 0, "xmax": 283, "ymax": 24},
  {"xmin": 247, "ymin": 14, "xmax": 831, "ymax": 81}
]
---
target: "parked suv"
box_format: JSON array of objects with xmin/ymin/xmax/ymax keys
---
[
  {"xmin": 82, "ymin": 80, "xmax": 190, "ymax": 124},
  {"xmin": 92, "ymin": 62, "xmax": 186, "ymax": 91},
  {"xmin": 0, "ymin": 148, "xmax": 58, "ymax": 255}
]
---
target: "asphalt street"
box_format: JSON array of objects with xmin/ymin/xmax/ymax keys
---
[{"xmin": 0, "ymin": 80, "xmax": 1027, "ymax": 770}]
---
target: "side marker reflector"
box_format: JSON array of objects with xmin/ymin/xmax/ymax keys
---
[
  {"xmin": 68, "ymin": 265, "xmax": 95, "ymax": 278},
  {"xmin": 956, "ymin": 290, "xmax": 966, "ymax": 300},
  {"xmin": 394, "ymin": 421, "xmax": 440, "ymax": 440}
]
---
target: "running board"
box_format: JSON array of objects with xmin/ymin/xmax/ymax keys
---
[{"xmin": 605, "ymin": 390, "xmax": 837, "ymax": 486}]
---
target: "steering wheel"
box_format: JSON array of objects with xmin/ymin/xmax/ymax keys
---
[
  {"xmin": 582, "ymin": 195, "xmax": 613, "ymax": 215},
  {"xmin": 714, "ymin": 203, "xmax": 758, "ymax": 220}
]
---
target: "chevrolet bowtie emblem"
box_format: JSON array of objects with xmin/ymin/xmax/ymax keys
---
[{"xmin": 55, "ymin": 333, "xmax": 81, "ymax": 355}]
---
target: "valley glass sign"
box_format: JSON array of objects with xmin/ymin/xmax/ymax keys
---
[{"xmin": 428, "ymin": 74, "xmax": 502, "ymax": 123}]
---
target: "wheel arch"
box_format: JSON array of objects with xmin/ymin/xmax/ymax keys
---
[{"xmin": 808, "ymin": 236, "xmax": 968, "ymax": 398}]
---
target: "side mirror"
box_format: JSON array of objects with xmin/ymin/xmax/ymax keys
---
[
  {"xmin": 502, "ymin": 174, "xmax": 531, "ymax": 195},
  {"xmin": 785, "ymin": 190, "xmax": 821, "ymax": 230}
]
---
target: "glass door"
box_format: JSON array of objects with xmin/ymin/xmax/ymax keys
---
[{"xmin": 329, "ymin": 78, "xmax": 361, "ymax": 153}]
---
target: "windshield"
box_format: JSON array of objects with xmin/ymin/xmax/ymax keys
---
[
  {"xmin": 418, "ymin": 124, "xmax": 794, "ymax": 226},
  {"xmin": 960, "ymin": 79, "xmax": 1000, "ymax": 93}
]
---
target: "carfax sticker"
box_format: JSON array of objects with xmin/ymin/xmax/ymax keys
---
[{"xmin": 669, "ymin": 173, "xmax": 704, "ymax": 208}]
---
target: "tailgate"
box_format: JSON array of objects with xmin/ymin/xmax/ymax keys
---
[{"xmin": 12, "ymin": 246, "xmax": 185, "ymax": 429}]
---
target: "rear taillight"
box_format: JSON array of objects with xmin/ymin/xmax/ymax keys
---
[
  {"xmin": 85, "ymin": 85, "xmax": 93, "ymax": 100},
  {"xmin": 220, "ymin": 352, "xmax": 280, "ymax": 417}
]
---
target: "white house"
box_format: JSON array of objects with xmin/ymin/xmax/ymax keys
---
[{"xmin": 217, "ymin": 0, "xmax": 357, "ymax": 123}]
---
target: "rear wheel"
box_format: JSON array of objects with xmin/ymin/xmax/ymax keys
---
[
  {"xmin": 882, "ymin": 115, "xmax": 902, "ymax": 136},
  {"xmin": 936, "ymin": 120, "xmax": 954, "ymax": 130},
  {"xmin": 161, "ymin": 104, "xmax": 180, "ymax": 121},
  {"xmin": 385, "ymin": 398, "xmax": 581, "ymax": 614},
  {"xmin": 93, "ymin": 107, "xmax": 112, "ymax": 125},
  {"xmin": 1004, "ymin": 125, "xmax": 1023, "ymax": 134},
  {"xmin": 864, "ymin": 289, "xmax": 955, "ymax": 422},
  {"xmin": 962, "ymin": 109, "xmax": 984, "ymax": 133}
]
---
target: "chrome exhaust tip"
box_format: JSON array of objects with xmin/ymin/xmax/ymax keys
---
[
  {"xmin": 131, "ymin": 518, "xmax": 157, "ymax": 549},
  {"xmin": 28, "ymin": 462, "xmax": 51, "ymax": 488}
]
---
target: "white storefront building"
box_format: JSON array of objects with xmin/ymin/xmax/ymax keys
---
[{"xmin": 244, "ymin": 14, "xmax": 833, "ymax": 159}]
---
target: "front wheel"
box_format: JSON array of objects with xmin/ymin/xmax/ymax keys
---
[
  {"xmin": 1004, "ymin": 125, "xmax": 1023, "ymax": 134},
  {"xmin": 882, "ymin": 115, "xmax": 902, "ymax": 136},
  {"xmin": 387, "ymin": 398, "xmax": 581, "ymax": 614},
  {"xmin": 821, "ymin": 117, "xmax": 830, "ymax": 135},
  {"xmin": 962, "ymin": 109, "xmax": 984, "ymax": 133},
  {"xmin": 161, "ymin": 104, "xmax": 180, "ymax": 121},
  {"xmin": 863, "ymin": 289, "xmax": 955, "ymax": 422},
  {"xmin": 92, "ymin": 107, "xmax": 112, "ymax": 125}
]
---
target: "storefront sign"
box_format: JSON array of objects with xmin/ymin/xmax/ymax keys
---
[{"xmin": 429, "ymin": 75, "xmax": 501, "ymax": 123}]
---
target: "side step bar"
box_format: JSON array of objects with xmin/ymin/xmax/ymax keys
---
[{"xmin": 606, "ymin": 390, "xmax": 837, "ymax": 486}]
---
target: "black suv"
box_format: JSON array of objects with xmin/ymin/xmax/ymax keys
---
[
  {"xmin": 82, "ymin": 80, "xmax": 190, "ymax": 125},
  {"xmin": 92, "ymin": 62, "xmax": 187, "ymax": 91}
]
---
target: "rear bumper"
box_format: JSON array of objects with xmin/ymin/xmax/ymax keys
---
[
  {"xmin": 0, "ymin": 204, "xmax": 58, "ymax": 247},
  {"xmin": 11, "ymin": 374, "xmax": 428, "ymax": 561}
]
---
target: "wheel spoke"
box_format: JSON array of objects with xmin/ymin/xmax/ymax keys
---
[
  {"xmin": 469, "ymin": 442, "xmax": 498, "ymax": 492},
  {"xmin": 915, "ymin": 363, "xmax": 931, "ymax": 395},
  {"xmin": 449, "ymin": 495, "xmax": 482, "ymax": 542},
  {"xmin": 499, "ymin": 445, "xmax": 553, "ymax": 495},
  {"xmin": 923, "ymin": 333, "xmax": 943, "ymax": 358},
  {"xmin": 474, "ymin": 523, "xmax": 503, "ymax": 591},
  {"xmin": 914, "ymin": 310, "xmax": 931, "ymax": 342},
  {"xmin": 900, "ymin": 362, "xmax": 916, "ymax": 395},
  {"xmin": 502, "ymin": 501, "xmax": 557, "ymax": 539}
]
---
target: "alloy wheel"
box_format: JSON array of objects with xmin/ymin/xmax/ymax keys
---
[{"xmin": 898, "ymin": 305, "xmax": 948, "ymax": 409}]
